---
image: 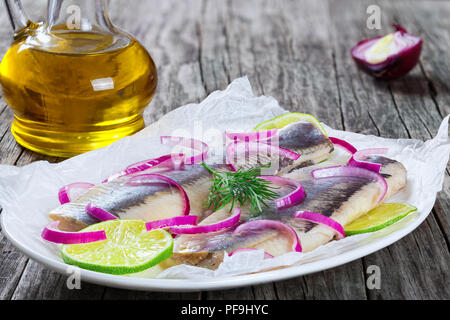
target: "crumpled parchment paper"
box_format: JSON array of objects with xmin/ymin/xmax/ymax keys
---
[{"xmin": 0, "ymin": 77, "xmax": 448, "ymax": 279}]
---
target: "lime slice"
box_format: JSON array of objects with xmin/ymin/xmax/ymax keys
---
[
  {"xmin": 253, "ymin": 112, "xmax": 328, "ymax": 136},
  {"xmin": 61, "ymin": 220, "xmax": 173, "ymax": 275},
  {"xmin": 345, "ymin": 203, "xmax": 417, "ymax": 236}
]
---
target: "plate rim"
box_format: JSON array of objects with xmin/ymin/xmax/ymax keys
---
[{"xmin": 1, "ymin": 204, "xmax": 429, "ymax": 292}]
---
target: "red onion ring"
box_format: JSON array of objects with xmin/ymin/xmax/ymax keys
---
[
  {"xmin": 126, "ymin": 173, "xmax": 191, "ymax": 216},
  {"xmin": 293, "ymin": 211, "xmax": 345, "ymax": 239},
  {"xmin": 160, "ymin": 136, "xmax": 208, "ymax": 165},
  {"xmin": 85, "ymin": 203, "xmax": 118, "ymax": 221},
  {"xmin": 41, "ymin": 221, "xmax": 107, "ymax": 244},
  {"xmin": 347, "ymin": 148, "xmax": 388, "ymax": 173},
  {"xmin": 329, "ymin": 137, "xmax": 357, "ymax": 154},
  {"xmin": 146, "ymin": 215, "xmax": 198, "ymax": 231},
  {"xmin": 225, "ymin": 129, "xmax": 278, "ymax": 142},
  {"xmin": 259, "ymin": 176, "xmax": 306, "ymax": 210},
  {"xmin": 228, "ymin": 248, "xmax": 274, "ymax": 259},
  {"xmin": 102, "ymin": 154, "xmax": 182, "ymax": 183},
  {"xmin": 169, "ymin": 208, "xmax": 241, "ymax": 235},
  {"xmin": 226, "ymin": 141, "xmax": 300, "ymax": 171},
  {"xmin": 232, "ymin": 219, "xmax": 302, "ymax": 252},
  {"xmin": 311, "ymin": 165, "xmax": 387, "ymax": 203},
  {"xmin": 58, "ymin": 182, "xmax": 95, "ymax": 205}
]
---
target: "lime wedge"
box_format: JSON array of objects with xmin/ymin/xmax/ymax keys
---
[
  {"xmin": 61, "ymin": 220, "xmax": 173, "ymax": 275},
  {"xmin": 345, "ymin": 203, "xmax": 417, "ymax": 236},
  {"xmin": 253, "ymin": 112, "xmax": 328, "ymax": 136}
]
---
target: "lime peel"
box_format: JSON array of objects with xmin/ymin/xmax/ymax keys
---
[
  {"xmin": 345, "ymin": 203, "xmax": 417, "ymax": 236},
  {"xmin": 61, "ymin": 219, "xmax": 173, "ymax": 275},
  {"xmin": 253, "ymin": 112, "xmax": 328, "ymax": 137}
]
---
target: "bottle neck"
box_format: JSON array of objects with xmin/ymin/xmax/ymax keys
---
[{"xmin": 47, "ymin": 0, "xmax": 114, "ymax": 33}]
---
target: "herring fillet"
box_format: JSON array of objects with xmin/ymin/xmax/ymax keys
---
[
  {"xmin": 49, "ymin": 121, "xmax": 333, "ymax": 231},
  {"xmin": 230, "ymin": 121, "xmax": 333, "ymax": 174},
  {"xmin": 166, "ymin": 156, "xmax": 407, "ymax": 269}
]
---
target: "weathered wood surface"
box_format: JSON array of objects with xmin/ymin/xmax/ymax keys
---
[{"xmin": 0, "ymin": 0, "xmax": 448, "ymax": 300}]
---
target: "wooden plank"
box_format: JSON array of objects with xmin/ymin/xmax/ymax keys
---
[
  {"xmin": 0, "ymin": 226, "xmax": 29, "ymax": 300},
  {"xmin": 109, "ymin": 0, "xmax": 208, "ymax": 125},
  {"xmin": 389, "ymin": 0, "xmax": 450, "ymax": 247},
  {"xmin": 273, "ymin": 260, "xmax": 367, "ymax": 300},
  {"xmin": 404, "ymin": 0, "xmax": 450, "ymax": 118},
  {"xmin": 10, "ymin": 260, "xmax": 106, "ymax": 300},
  {"xmin": 434, "ymin": 172, "xmax": 450, "ymax": 245},
  {"xmin": 328, "ymin": 0, "xmax": 449, "ymax": 299}
]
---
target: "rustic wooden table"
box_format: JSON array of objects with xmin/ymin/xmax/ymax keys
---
[{"xmin": 0, "ymin": 0, "xmax": 448, "ymax": 300}]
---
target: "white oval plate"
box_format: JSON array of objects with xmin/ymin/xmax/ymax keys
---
[{"xmin": 1, "ymin": 206, "xmax": 426, "ymax": 292}]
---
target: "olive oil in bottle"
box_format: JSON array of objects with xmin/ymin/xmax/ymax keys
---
[{"xmin": 0, "ymin": 0, "xmax": 157, "ymax": 157}]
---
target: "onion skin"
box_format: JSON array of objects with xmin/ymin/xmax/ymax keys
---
[
  {"xmin": 293, "ymin": 211, "xmax": 345, "ymax": 240},
  {"xmin": 351, "ymin": 25, "xmax": 422, "ymax": 80},
  {"xmin": 233, "ymin": 219, "xmax": 302, "ymax": 252},
  {"xmin": 329, "ymin": 137, "xmax": 357, "ymax": 154},
  {"xmin": 85, "ymin": 203, "xmax": 118, "ymax": 221},
  {"xmin": 169, "ymin": 208, "xmax": 241, "ymax": 235},
  {"xmin": 259, "ymin": 175, "xmax": 306, "ymax": 210},
  {"xmin": 58, "ymin": 182, "xmax": 95, "ymax": 205},
  {"xmin": 348, "ymin": 148, "xmax": 388, "ymax": 173},
  {"xmin": 41, "ymin": 221, "xmax": 107, "ymax": 244}
]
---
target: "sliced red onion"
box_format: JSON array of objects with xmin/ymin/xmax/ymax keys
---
[
  {"xmin": 41, "ymin": 221, "xmax": 107, "ymax": 244},
  {"xmin": 351, "ymin": 24, "xmax": 422, "ymax": 80},
  {"xmin": 311, "ymin": 165, "xmax": 387, "ymax": 203},
  {"xmin": 259, "ymin": 176, "xmax": 305, "ymax": 209},
  {"xmin": 228, "ymin": 248, "xmax": 274, "ymax": 259},
  {"xmin": 226, "ymin": 141, "xmax": 300, "ymax": 171},
  {"xmin": 126, "ymin": 174, "xmax": 190, "ymax": 216},
  {"xmin": 58, "ymin": 182, "xmax": 95, "ymax": 204},
  {"xmin": 329, "ymin": 137, "xmax": 357, "ymax": 154},
  {"xmin": 348, "ymin": 148, "xmax": 388, "ymax": 173},
  {"xmin": 169, "ymin": 208, "xmax": 241, "ymax": 235},
  {"xmin": 102, "ymin": 154, "xmax": 182, "ymax": 183},
  {"xmin": 146, "ymin": 215, "xmax": 198, "ymax": 231},
  {"xmin": 232, "ymin": 219, "xmax": 302, "ymax": 252},
  {"xmin": 160, "ymin": 136, "xmax": 208, "ymax": 165},
  {"xmin": 293, "ymin": 211, "xmax": 345, "ymax": 240},
  {"xmin": 85, "ymin": 203, "xmax": 117, "ymax": 221},
  {"xmin": 225, "ymin": 129, "xmax": 278, "ymax": 142}
]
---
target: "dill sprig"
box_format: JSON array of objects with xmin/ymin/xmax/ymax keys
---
[{"xmin": 201, "ymin": 162, "xmax": 279, "ymax": 215}]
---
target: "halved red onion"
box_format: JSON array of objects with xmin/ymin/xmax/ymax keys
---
[
  {"xmin": 329, "ymin": 137, "xmax": 357, "ymax": 155},
  {"xmin": 169, "ymin": 208, "xmax": 241, "ymax": 235},
  {"xmin": 311, "ymin": 165, "xmax": 387, "ymax": 203},
  {"xmin": 85, "ymin": 203, "xmax": 117, "ymax": 221},
  {"xmin": 225, "ymin": 129, "xmax": 278, "ymax": 142},
  {"xmin": 226, "ymin": 141, "xmax": 300, "ymax": 171},
  {"xmin": 293, "ymin": 211, "xmax": 345, "ymax": 239},
  {"xmin": 58, "ymin": 182, "xmax": 95, "ymax": 204},
  {"xmin": 348, "ymin": 148, "xmax": 388, "ymax": 173},
  {"xmin": 259, "ymin": 176, "xmax": 306, "ymax": 210},
  {"xmin": 160, "ymin": 136, "xmax": 208, "ymax": 165},
  {"xmin": 232, "ymin": 219, "xmax": 302, "ymax": 252},
  {"xmin": 228, "ymin": 248, "xmax": 274, "ymax": 259},
  {"xmin": 41, "ymin": 221, "xmax": 107, "ymax": 244},
  {"xmin": 351, "ymin": 24, "xmax": 422, "ymax": 80},
  {"xmin": 126, "ymin": 174, "xmax": 190, "ymax": 216},
  {"xmin": 146, "ymin": 215, "xmax": 198, "ymax": 231},
  {"xmin": 102, "ymin": 154, "xmax": 182, "ymax": 183}
]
